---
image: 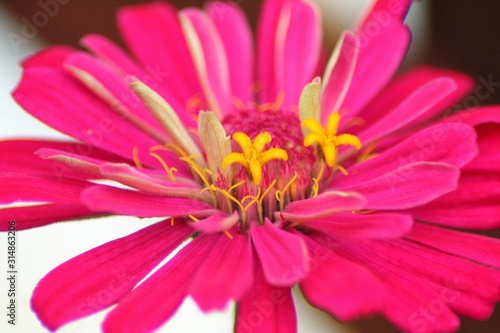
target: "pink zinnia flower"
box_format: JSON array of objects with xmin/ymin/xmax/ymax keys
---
[{"xmin": 2, "ymin": 0, "xmax": 500, "ymax": 332}]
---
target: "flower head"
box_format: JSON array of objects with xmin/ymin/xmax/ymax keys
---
[{"xmin": 3, "ymin": 0, "xmax": 500, "ymax": 333}]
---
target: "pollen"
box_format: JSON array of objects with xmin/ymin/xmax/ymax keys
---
[
  {"xmin": 222, "ymin": 131, "xmax": 288, "ymax": 185},
  {"xmin": 303, "ymin": 113, "xmax": 362, "ymax": 167}
]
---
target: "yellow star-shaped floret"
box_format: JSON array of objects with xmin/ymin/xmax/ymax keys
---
[
  {"xmin": 303, "ymin": 113, "xmax": 361, "ymax": 167},
  {"xmin": 222, "ymin": 132, "xmax": 288, "ymax": 185}
]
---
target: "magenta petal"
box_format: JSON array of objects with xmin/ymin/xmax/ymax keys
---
[
  {"xmin": 81, "ymin": 186, "xmax": 216, "ymax": 218},
  {"xmin": 12, "ymin": 68, "xmax": 163, "ymax": 168},
  {"xmin": 103, "ymin": 234, "xmax": 217, "ymax": 333},
  {"xmin": 444, "ymin": 105, "xmax": 500, "ymax": 126},
  {"xmin": 302, "ymin": 212, "xmax": 413, "ymax": 239},
  {"xmin": 187, "ymin": 211, "xmax": 239, "ymax": 233},
  {"xmin": 464, "ymin": 123, "xmax": 500, "ymax": 173},
  {"xmin": 251, "ymin": 219, "xmax": 308, "ymax": 286},
  {"xmin": 21, "ymin": 45, "xmax": 74, "ymax": 69},
  {"xmin": 189, "ymin": 231, "xmax": 253, "ymax": 311},
  {"xmin": 117, "ymin": 2, "xmax": 201, "ymax": 122},
  {"xmin": 357, "ymin": 78, "xmax": 458, "ymax": 143},
  {"xmin": 299, "ymin": 235, "xmax": 385, "ymax": 320},
  {"xmin": 408, "ymin": 171, "xmax": 500, "ymax": 229},
  {"xmin": 407, "ymin": 222, "xmax": 500, "ymax": 269},
  {"xmin": 235, "ymin": 258, "xmax": 296, "ymax": 333},
  {"xmin": 341, "ymin": 10, "xmax": 410, "ymax": 116},
  {"xmin": 0, "ymin": 174, "xmax": 91, "ymax": 204},
  {"xmin": 0, "ymin": 139, "xmax": 125, "ymax": 179},
  {"xmin": 281, "ymin": 191, "xmax": 366, "ymax": 221},
  {"xmin": 32, "ymin": 221, "xmax": 192, "ymax": 331},
  {"xmin": 0, "ymin": 203, "xmax": 100, "ymax": 231},
  {"xmin": 81, "ymin": 34, "xmax": 146, "ymax": 78},
  {"xmin": 280, "ymin": 0, "xmax": 321, "ymax": 107},
  {"xmin": 335, "ymin": 122, "xmax": 478, "ymax": 188},
  {"xmin": 206, "ymin": 2, "xmax": 254, "ymax": 103},
  {"xmin": 338, "ymin": 162, "xmax": 460, "ymax": 210},
  {"xmin": 321, "ymin": 31, "xmax": 359, "ymax": 122}
]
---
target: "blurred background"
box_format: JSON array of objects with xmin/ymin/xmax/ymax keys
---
[{"xmin": 0, "ymin": 0, "xmax": 499, "ymax": 332}]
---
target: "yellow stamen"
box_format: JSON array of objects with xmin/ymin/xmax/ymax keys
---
[
  {"xmin": 336, "ymin": 165, "xmax": 349, "ymax": 176},
  {"xmin": 189, "ymin": 215, "xmax": 200, "ymax": 222},
  {"xmin": 222, "ymin": 132, "xmax": 288, "ymax": 185},
  {"xmin": 311, "ymin": 178, "xmax": 320, "ymax": 197},
  {"xmin": 303, "ymin": 113, "xmax": 362, "ymax": 167},
  {"xmin": 275, "ymin": 171, "xmax": 299, "ymax": 203},
  {"xmin": 224, "ymin": 230, "xmax": 234, "ymax": 239},
  {"xmin": 170, "ymin": 217, "xmax": 175, "ymax": 226},
  {"xmin": 132, "ymin": 146, "xmax": 142, "ymax": 168},
  {"xmin": 149, "ymin": 152, "xmax": 177, "ymax": 181}
]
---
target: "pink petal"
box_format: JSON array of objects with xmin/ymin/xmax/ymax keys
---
[
  {"xmin": 180, "ymin": 8, "xmax": 232, "ymax": 116},
  {"xmin": 280, "ymin": 0, "xmax": 322, "ymax": 107},
  {"xmin": 257, "ymin": 0, "xmax": 286, "ymax": 103},
  {"xmin": 251, "ymin": 219, "xmax": 308, "ymax": 286},
  {"xmin": 81, "ymin": 34, "xmax": 146, "ymax": 78},
  {"xmin": 408, "ymin": 171, "xmax": 500, "ymax": 229},
  {"xmin": 341, "ymin": 6, "xmax": 411, "ymax": 116},
  {"xmin": 338, "ymin": 162, "xmax": 460, "ymax": 210},
  {"xmin": 32, "ymin": 220, "xmax": 192, "ymax": 330},
  {"xmin": 334, "ymin": 122, "xmax": 478, "ymax": 188},
  {"xmin": 64, "ymin": 52, "xmax": 168, "ymax": 142},
  {"xmin": 321, "ymin": 31, "xmax": 359, "ymax": 122},
  {"xmin": 235, "ymin": 258, "xmax": 296, "ymax": 333},
  {"xmin": 0, "ymin": 174, "xmax": 91, "ymax": 204},
  {"xmin": 12, "ymin": 68, "xmax": 164, "ymax": 168},
  {"xmin": 99, "ymin": 163, "xmax": 201, "ymax": 199},
  {"xmin": 187, "ymin": 211, "xmax": 239, "ymax": 233},
  {"xmin": 117, "ymin": 2, "xmax": 201, "ymax": 123},
  {"xmin": 444, "ymin": 105, "xmax": 500, "ymax": 127},
  {"xmin": 463, "ymin": 123, "xmax": 500, "ymax": 173},
  {"xmin": 206, "ymin": 2, "xmax": 254, "ymax": 103},
  {"xmin": 189, "ymin": 230, "xmax": 253, "ymax": 310},
  {"xmin": 298, "ymin": 234, "xmax": 385, "ymax": 320},
  {"xmin": 407, "ymin": 222, "xmax": 500, "ymax": 269},
  {"xmin": 81, "ymin": 186, "xmax": 216, "ymax": 218},
  {"xmin": 0, "ymin": 203, "xmax": 100, "ymax": 231},
  {"xmin": 302, "ymin": 212, "xmax": 413, "ymax": 239},
  {"xmin": 352, "ymin": 66, "xmax": 474, "ymax": 134},
  {"xmin": 21, "ymin": 45, "xmax": 74, "ymax": 69},
  {"xmin": 0, "ymin": 139, "xmax": 126, "ymax": 178},
  {"xmin": 103, "ymin": 233, "xmax": 218, "ymax": 333},
  {"xmin": 280, "ymin": 191, "xmax": 366, "ymax": 221},
  {"xmin": 356, "ymin": 78, "xmax": 458, "ymax": 143}
]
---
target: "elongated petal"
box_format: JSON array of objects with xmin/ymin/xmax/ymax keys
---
[
  {"xmin": 0, "ymin": 203, "xmax": 100, "ymax": 231},
  {"xmin": 251, "ymin": 219, "xmax": 308, "ymax": 286},
  {"xmin": 206, "ymin": 2, "xmax": 254, "ymax": 102},
  {"xmin": 0, "ymin": 139, "xmax": 124, "ymax": 179},
  {"xmin": 357, "ymin": 78, "xmax": 458, "ymax": 143},
  {"xmin": 64, "ymin": 52, "xmax": 168, "ymax": 142},
  {"xmin": 189, "ymin": 231, "xmax": 253, "ymax": 310},
  {"xmin": 117, "ymin": 2, "xmax": 201, "ymax": 120},
  {"xmin": 408, "ymin": 171, "xmax": 500, "ymax": 229},
  {"xmin": 235, "ymin": 257, "xmax": 296, "ymax": 333},
  {"xmin": 302, "ymin": 212, "xmax": 413, "ymax": 239},
  {"xmin": 338, "ymin": 162, "xmax": 460, "ymax": 210},
  {"xmin": 353, "ymin": 66, "xmax": 474, "ymax": 133},
  {"xmin": 334, "ymin": 123, "xmax": 478, "ymax": 188},
  {"xmin": 188, "ymin": 211, "xmax": 239, "ymax": 234},
  {"xmin": 464, "ymin": 123, "xmax": 500, "ymax": 172},
  {"xmin": 180, "ymin": 8, "xmax": 232, "ymax": 116},
  {"xmin": 280, "ymin": 191, "xmax": 366, "ymax": 221},
  {"xmin": 198, "ymin": 111, "xmax": 231, "ymax": 180},
  {"xmin": 0, "ymin": 174, "xmax": 91, "ymax": 204},
  {"xmin": 407, "ymin": 222, "xmax": 500, "ymax": 269},
  {"xmin": 341, "ymin": 3, "xmax": 411, "ymax": 116},
  {"xmin": 21, "ymin": 45, "xmax": 74, "ymax": 69},
  {"xmin": 81, "ymin": 186, "xmax": 216, "ymax": 218},
  {"xmin": 103, "ymin": 234, "xmax": 218, "ymax": 333},
  {"xmin": 13, "ymin": 68, "xmax": 162, "ymax": 168},
  {"xmin": 321, "ymin": 31, "xmax": 359, "ymax": 122},
  {"xmin": 298, "ymin": 235, "xmax": 385, "ymax": 320},
  {"xmin": 280, "ymin": 0, "xmax": 322, "ymax": 107},
  {"xmin": 32, "ymin": 221, "xmax": 192, "ymax": 331}
]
